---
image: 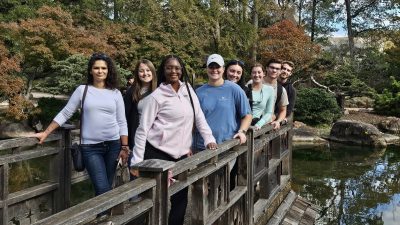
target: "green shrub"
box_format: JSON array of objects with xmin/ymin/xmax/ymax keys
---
[
  {"xmin": 36, "ymin": 97, "xmax": 79, "ymax": 126},
  {"xmin": 295, "ymin": 88, "xmax": 341, "ymax": 125},
  {"xmin": 374, "ymin": 77, "xmax": 400, "ymax": 116}
]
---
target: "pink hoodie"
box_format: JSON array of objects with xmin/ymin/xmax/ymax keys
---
[{"xmin": 131, "ymin": 81, "xmax": 216, "ymax": 165}]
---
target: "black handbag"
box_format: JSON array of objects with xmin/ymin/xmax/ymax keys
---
[{"xmin": 70, "ymin": 85, "xmax": 88, "ymax": 172}]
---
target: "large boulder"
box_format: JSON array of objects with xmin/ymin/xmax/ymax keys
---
[
  {"xmin": 329, "ymin": 120, "xmax": 387, "ymax": 147},
  {"xmin": 0, "ymin": 120, "xmax": 35, "ymax": 139},
  {"xmin": 378, "ymin": 117, "xmax": 400, "ymax": 134},
  {"xmin": 293, "ymin": 121, "xmax": 329, "ymax": 145}
]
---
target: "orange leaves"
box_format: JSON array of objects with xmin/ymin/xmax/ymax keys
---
[
  {"xmin": 259, "ymin": 19, "xmax": 320, "ymax": 70},
  {"xmin": 0, "ymin": 41, "xmax": 34, "ymax": 121}
]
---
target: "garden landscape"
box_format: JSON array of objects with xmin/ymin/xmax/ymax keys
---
[{"xmin": 0, "ymin": 1, "xmax": 399, "ymax": 225}]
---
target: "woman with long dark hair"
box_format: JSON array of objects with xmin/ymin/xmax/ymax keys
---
[
  {"xmin": 131, "ymin": 55, "xmax": 217, "ymax": 225},
  {"xmin": 34, "ymin": 53, "xmax": 129, "ymax": 206}
]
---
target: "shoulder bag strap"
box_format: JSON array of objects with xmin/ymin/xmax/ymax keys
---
[{"xmin": 79, "ymin": 85, "xmax": 89, "ymax": 145}]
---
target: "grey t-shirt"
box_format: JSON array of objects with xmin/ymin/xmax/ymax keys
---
[{"xmin": 54, "ymin": 85, "xmax": 128, "ymax": 144}]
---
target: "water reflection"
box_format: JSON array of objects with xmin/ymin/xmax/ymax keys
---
[{"xmin": 292, "ymin": 144, "xmax": 400, "ymax": 225}]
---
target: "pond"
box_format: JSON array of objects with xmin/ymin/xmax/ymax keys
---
[{"xmin": 292, "ymin": 143, "xmax": 400, "ymax": 225}]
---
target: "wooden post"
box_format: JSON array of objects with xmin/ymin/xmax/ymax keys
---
[
  {"xmin": 192, "ymin": 176, "xmax": 208, "ymax": 225},
  {"xmin": 239, "ymin": 130, "xmax": 254, "ymax": 225},
  {"xmin": 55, "ymin": 125, "xmax": 74, "ymax": 212},
  {"xmin": 133, "ymin": 159, "xmax": 175, "ymax": 225},
  {"xmin": 0, "ymin": 164, "xmax": 9, "ymax": 225}
]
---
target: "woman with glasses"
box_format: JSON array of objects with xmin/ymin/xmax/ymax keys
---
[
  {"xmin": 123, "ymin": 59, "xmax": 157, "ymax": 181},
  {"xmin": 34, "ymin": 53, "xmax": 129, "ymax": 213},
  {"xmin": 131, "ymin": 55, "xmax": 217, "ymax": 225},
  {"xmin": 249, "ymin": 63, "xmax": 275, "ymax": 130}
]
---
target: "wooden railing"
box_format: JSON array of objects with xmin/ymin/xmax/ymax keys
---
[{"xmin": 0, "ymin": 120, "xmax": 293, "ymax": 225}]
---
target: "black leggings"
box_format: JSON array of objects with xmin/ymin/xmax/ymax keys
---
[{"xmin": 144, "ymin": 141, "xmax": 188, "ymax": 225}]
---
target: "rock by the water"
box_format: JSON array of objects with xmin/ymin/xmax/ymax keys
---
[
  {"xmin": 293, "ymin": 121, "xmax": 329, "ymax": 145},
  {"xmin": 378, "ymin": 117, "xmax": 400, "ymax": 134},
  {"xmin": 0, "ymin": 120, "xmax": 35, "ymax": 139},
  {"xmin": 329, "ymin": 120, "xmax": 387, "ymax": 147}
]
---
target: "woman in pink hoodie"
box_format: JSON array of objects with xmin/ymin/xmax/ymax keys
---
[{"xmin": 131, "ymin": 55, "xmax": 217, "ymax": 225}]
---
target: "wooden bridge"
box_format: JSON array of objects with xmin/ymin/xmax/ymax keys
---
[{"xmin": 0, "ymin": 119, "xmax": 318, "ymax": 225}]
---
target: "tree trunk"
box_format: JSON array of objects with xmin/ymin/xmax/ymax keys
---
[
  {"xmin": 310, "ymin": 0, "xmax": 317, "ymax": 42},
  {"xmin": 344, "ymin": 0, "xmax": 355, "ymax": 59},
  {"xmin": 213, "ymin": 20, "xmax": 220, "ymax": 52},
  {"xmin": 25, "ymin": 73, "xmax": 35, "ymax": 99},
  {"xmin": 251, "ymin": 0, "xmax": 259, "ymax": 63},
  {"xmin": 297, "ymin": 0, "xmax": 303, "ymax": 26},
  {"xmin": 113, "ymin": 0, "xmax": 119, "ymax": 21}
]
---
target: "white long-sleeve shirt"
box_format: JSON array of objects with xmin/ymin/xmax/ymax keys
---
[{"xmin": 54, "ymin": 85, "xmax": 128, "ymax": 144}]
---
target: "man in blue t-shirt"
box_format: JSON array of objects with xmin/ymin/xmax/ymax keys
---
[{"xmin": 193, "ymin": 54, "xmax": 252, "ymax": 150}]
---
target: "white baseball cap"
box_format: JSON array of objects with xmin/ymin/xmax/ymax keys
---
[{"xmin": 207, "ymin": 54, "xmax": 224, "ymax": 67}]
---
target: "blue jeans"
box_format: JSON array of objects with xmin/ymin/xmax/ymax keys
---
[{"xmin": 81, "ymin": 139, "xmax": 120, "ymax": 196}]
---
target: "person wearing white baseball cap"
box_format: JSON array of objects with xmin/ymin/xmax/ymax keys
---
[
  {"xmin": 206, "ymin": 53, "xmax": 225, "ymax": 67},
  {"xmin": 193, "ymin": 53, "xmax": 252, "ymax": 191},
  {"xmin": 193, "ymin": 53, "xmax": 252, "ymax": 149}
]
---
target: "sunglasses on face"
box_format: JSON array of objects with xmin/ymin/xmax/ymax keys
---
[
  {"xmin": 91, "ymin": 53, "xmax": 109, "ymax": 60},
  {"xmin": 227, "ymin": 59, "xmax": 245, "ymax": 67}
]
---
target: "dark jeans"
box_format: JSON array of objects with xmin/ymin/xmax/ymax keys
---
[
  {"xmin": 81, "ymin": 139, "xmax": 120, "ymax": 196},
  {"xmin": 144, "ymin": 141, "xmax": 188, "ymax": 225}
]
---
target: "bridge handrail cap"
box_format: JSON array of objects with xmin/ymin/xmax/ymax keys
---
[{"xmin": 132, "ymin": 159, "xmax": 175, "ymax": 172}]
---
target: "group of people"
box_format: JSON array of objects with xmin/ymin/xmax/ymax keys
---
[{"xmin": 34, "ymin": 53, "xmax": 296, "ymax": 225}]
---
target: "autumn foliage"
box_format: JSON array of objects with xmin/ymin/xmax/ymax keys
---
[
  {"xmin": 0, "ymin": 41, "xmax": 35, "ymax": 120},
  {"xmin": 259, "ymin": 20, "xmax": 320, "ymax": 71}
]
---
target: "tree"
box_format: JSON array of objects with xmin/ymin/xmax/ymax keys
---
[
  {"xmin": 1, "ymin": 6, "xmax": 117, "ymax": 97},
  {"xmin": 0, "ymin": 41, "xmax": 35, "ymax": 121},
  {"xmin": 259, "ymin": 19, "xmax": 320, "ymax": 71}
]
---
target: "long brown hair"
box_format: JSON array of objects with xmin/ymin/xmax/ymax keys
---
[{"xmin": 131, "ymin": 59, "xmax": 157, "ymax": 102}]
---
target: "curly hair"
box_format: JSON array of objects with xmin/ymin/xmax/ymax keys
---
[{"xmin": 87, "ymin": 53, "xmax": 119, "ymax": 89}]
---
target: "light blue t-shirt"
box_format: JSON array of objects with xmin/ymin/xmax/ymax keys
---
[
  {"xmin": 252, "ymin": 85, "xmax": 275, "ymax": 128},
  {"xmin": 193, "ymin": 80, "xmax": 251, "ymax": 150}
]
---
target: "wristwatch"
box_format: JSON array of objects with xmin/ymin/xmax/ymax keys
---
[{"xmin": 238, "ymin": 129, "xmax": 247, "ymax": 134}]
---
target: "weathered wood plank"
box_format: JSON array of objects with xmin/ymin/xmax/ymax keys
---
[
  {"xmin": 252, "ymin": 126, "xmax": 293, "ymax": 148},
  {"xmin": 102, "ymin": 198, "xmax": 153, "ymax": 225},
  {"xmin": 133, "ymin": 159, "xmax": 175, "ymax": 172},
  {"xmin": 33, "ymin": 178, "xmax": 156, "ymax": 225},
  {"xmin": 0, "ymin": 134, "xmax": 62, "ymax": 151},
  {"xmin": 71, "ymin": 172, "xmax": 89, "ymax": 184},
  {"xmin": 168, "ymin": 148, "xmax": 246, "ymax": 196},
  {"xmin": 7, "ymin": 182, "xmax": 58, "ymax": 206},
  {"xmin": 0, "ymin": 164, "xmax": 9, "ymax": 225},
  {"xmin": 171, "ymin": 139, "xmax": 241, "ymax": 176},
  {"xmin": 0, "ymin": 147, "xmax": 60, "ymax": 165},
  {"xmin": 192, "ymin": 177, "xmax": 208, "ymax": 225},
  {"xmin": 265, "ymin": 191, "xmax": 297, "ymax": 225},
  {"xmin": 205, "ymin": 186, "xmax": 247, "ymax": 225}
]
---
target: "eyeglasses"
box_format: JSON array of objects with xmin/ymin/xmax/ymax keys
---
[
  {"xmin": 227, "ymin": 59, "xmax": 245, "ymax": 67},
  {"xmin": 268, "ymin": 66, "xmax": 281, "ymax": 71},
  {"xmin": 91, "ymin": 53, "xmax": 109, "ymax": 60},
  {"xmin": 281, "ymin": 67, "xmax": 292, "ymax": 72}
]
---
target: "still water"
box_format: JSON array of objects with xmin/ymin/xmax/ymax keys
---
[{"xmin": 292, "ymin": 143, "xmax": 400, "ymax": 225}]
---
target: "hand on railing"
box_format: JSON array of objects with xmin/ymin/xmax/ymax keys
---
[
  {"xmin": 206, "ymin": 142, "xmax": 218, "ymax": 150},
  {"xmin": 130, "ymin": 168, "xmax": 139, "ymax": 177},
  {"xmin": 233, "ymin": 131, "xmax": 247, "ymax": 144},
  {"xmin": 31, "ymin": 132, "xmax": 49, "ymax": 144}
]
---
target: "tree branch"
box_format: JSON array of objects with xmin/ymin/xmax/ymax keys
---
[{"xmin": 311, "ymin": 75, "xmax": 335, "ymax": 94}]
